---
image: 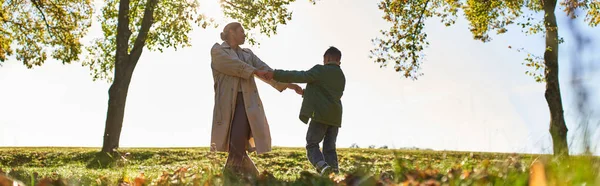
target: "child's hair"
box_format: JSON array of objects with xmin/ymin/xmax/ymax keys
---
[{"xmin": 324, "ymin": 46, "xmax": 342, "ymax": 61}]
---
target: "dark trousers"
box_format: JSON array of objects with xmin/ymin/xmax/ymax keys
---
[
  {"xmin": 305, "ymin": 120, "xmax": 339, "ymax": 172},
  {"xmin": 225, "ymin": 93, "xmax": 258, "ymax": 176}
]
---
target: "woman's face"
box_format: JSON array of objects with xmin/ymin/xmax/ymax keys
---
[{"xmin": 229, "ymin": 27, "xmax": 246, "ymax": 46}]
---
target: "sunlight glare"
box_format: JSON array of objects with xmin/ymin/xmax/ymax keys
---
[{"xmin": 198, "ymin": 0, "xmax": 225, "ymax": 21}]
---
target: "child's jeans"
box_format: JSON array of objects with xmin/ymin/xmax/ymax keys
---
[{"xmin": 305, "ymin": 120, "xmax": 339, "ymax": 172}]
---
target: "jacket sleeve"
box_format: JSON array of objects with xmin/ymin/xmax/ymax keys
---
[
  {"xmin": 210, "ymin": 43, "xmax": 255, "ymax": 79},
  {"xmin": 246, "ymin": 49, "xmax": 289, "ymax": 92},
  {"xmin": 273, "ymin": 65, "xmax": 320, "ymax": 83}
]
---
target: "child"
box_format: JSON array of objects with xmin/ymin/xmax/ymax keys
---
[{"xmin": 264, "ymin": 46, "xmax": 345, "ymax": 175}]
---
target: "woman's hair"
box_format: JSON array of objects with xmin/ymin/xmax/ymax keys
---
[{"xmin": 220, "ymin": 22, "xmax": 242, "ymax": 41}]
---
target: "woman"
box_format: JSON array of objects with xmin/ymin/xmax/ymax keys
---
[{"xmin": 209, "ymin": 22, "xmax": 302, "ymax": 177}]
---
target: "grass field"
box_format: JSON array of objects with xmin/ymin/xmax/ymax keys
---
[{"xmin": 0, "ymin": 147, "xmax": 598, "ymax": 185}]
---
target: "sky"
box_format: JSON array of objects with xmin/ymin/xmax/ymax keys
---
[{"xmin": 1, "ymin": 0, "xmax": 599, "ymax": 154}]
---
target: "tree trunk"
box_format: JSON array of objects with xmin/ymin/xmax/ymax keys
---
[
  {"xmin": 101, "ymin": 64, "xmax": 135, "ymax": 153},
  {"xmin": 101, "ymin": 0, "xmax": 133, "ymax": 153},
  {"xmin": 101, "ymin": 0, "xmax": 157, "ymax": 153},
  {"xmin": 543, "ymin": 0, "xmax": 569, "ymax": 156}
]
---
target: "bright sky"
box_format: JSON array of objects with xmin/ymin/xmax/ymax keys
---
[{"xmin": 1, "ymin": 0, "xmax": 599, "ymax": 154}]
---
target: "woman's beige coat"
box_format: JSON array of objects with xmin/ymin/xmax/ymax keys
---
[{"xmin": 210, "ymin": 42, "xmax": 288, "ymax": 154}]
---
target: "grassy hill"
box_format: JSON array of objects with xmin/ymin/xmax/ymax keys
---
[{"xmin": 0, "ymin": 147, "xmax": 597, "ymax": 185}]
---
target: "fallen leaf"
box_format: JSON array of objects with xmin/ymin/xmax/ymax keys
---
[
  {"xmin": 460, "ymin": 170, "xmax": 470, "ymax": 179},
  {"xmin": 134, "ymin": 173, "xmax": 145, "ymax": 186},
  {"xmin": 529, "ymin": 160, "xmax": 547, "ymax": 186}
]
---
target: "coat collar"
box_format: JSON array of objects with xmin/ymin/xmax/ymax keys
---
[
  {"xmin": 220, "ymin": 42, "xmax": 234, "ymax": 50},
  {"xmin": 325, "ymin": 62, "xmax": 340, "ymax": 66},
  {"xmin": 221, "ymin": 42, "xmax": 247, "ymax": 53}
]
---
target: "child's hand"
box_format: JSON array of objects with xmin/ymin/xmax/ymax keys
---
[
  {"xmin": 287, "ymin": 84, "xmax": 304, "ymax": 95},
  {"xmin": 295, "ymin": 88, "xmax": 304, "ymax": 96}
]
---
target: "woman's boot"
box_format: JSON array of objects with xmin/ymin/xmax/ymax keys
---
[{"xmin": 242, "ymin": 155, "xmax": 260, "ymax": 178}]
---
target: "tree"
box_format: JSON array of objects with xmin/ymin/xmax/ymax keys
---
[
  {"xmin": 371, "ymin": 0, "xmax": 600, "ymax": 156},
  {"xmin": 83, "ymin": 0, "xmax": 213, "ymax": 153},
  {"xmin": 0, "ymin": 0, "xmax": 93, "ymax": 67},
  {"xmin": 91, "ymin": 0, "xmax": 307, "ymax": 153}
]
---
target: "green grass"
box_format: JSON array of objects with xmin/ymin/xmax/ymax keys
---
[{"xmin": 0, "ymin": 147, "xmax": 598, "ymax": 185}]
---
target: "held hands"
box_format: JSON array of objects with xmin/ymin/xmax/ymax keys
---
[
  {"xmin": 264, "ymin": 71, "xmax": 274, "ymax": 80},
  {"xmin": 254, "ymin": 70, "xmax": 303, "ymax": 96},
  {"xmin": 254, "ymin": 70, "xmax": 274, "ymax": 80},
  {"xmin": 254, "ymin": 70, "xmax": 268, "ymax": 79}
]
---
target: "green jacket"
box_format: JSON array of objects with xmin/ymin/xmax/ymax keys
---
[{"xmin": 273, "ymin": 63, "xmax": 346, "ymax": 127}]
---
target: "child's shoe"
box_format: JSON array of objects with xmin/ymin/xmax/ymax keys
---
[{"xmin": 320, "ymin": 165, "xmax": 334, "ymax": 176}]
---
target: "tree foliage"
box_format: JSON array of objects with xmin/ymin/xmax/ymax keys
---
[
  {"xmin": 220, "ymin": 0, "xmax": 317, "ymax": 46},
  {"xmin": 371, "ymin": 0, "xmax": 599, "ymax": 81},
  {"xmin": 2, "ymin": 0, "xmax": 318, "ymax": 80},
  {"xmin": 0, "ymin": 0, "xmax": 93, "ymax": 67},
  {"xmin": 83, "ymin": 0, "xmax": 212, "ymax": 81}
]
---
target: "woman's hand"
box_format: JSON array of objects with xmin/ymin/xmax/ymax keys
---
[
  {"xmin": 254, "ymin": 70, "xmax": 269, "ymax": 78},
  {"xmin": 287, "ymin": 84, "xmax": 304, "ymax": 95}
]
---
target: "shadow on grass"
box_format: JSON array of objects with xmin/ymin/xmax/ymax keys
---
[{"xmin": 86, "ymin": 152, "xmax": 118, "ymax": 169}]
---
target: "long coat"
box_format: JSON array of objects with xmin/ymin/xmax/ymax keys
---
[{"xmin": 210, "ymin": 42, "xmax": 288, "ymax": 154}]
